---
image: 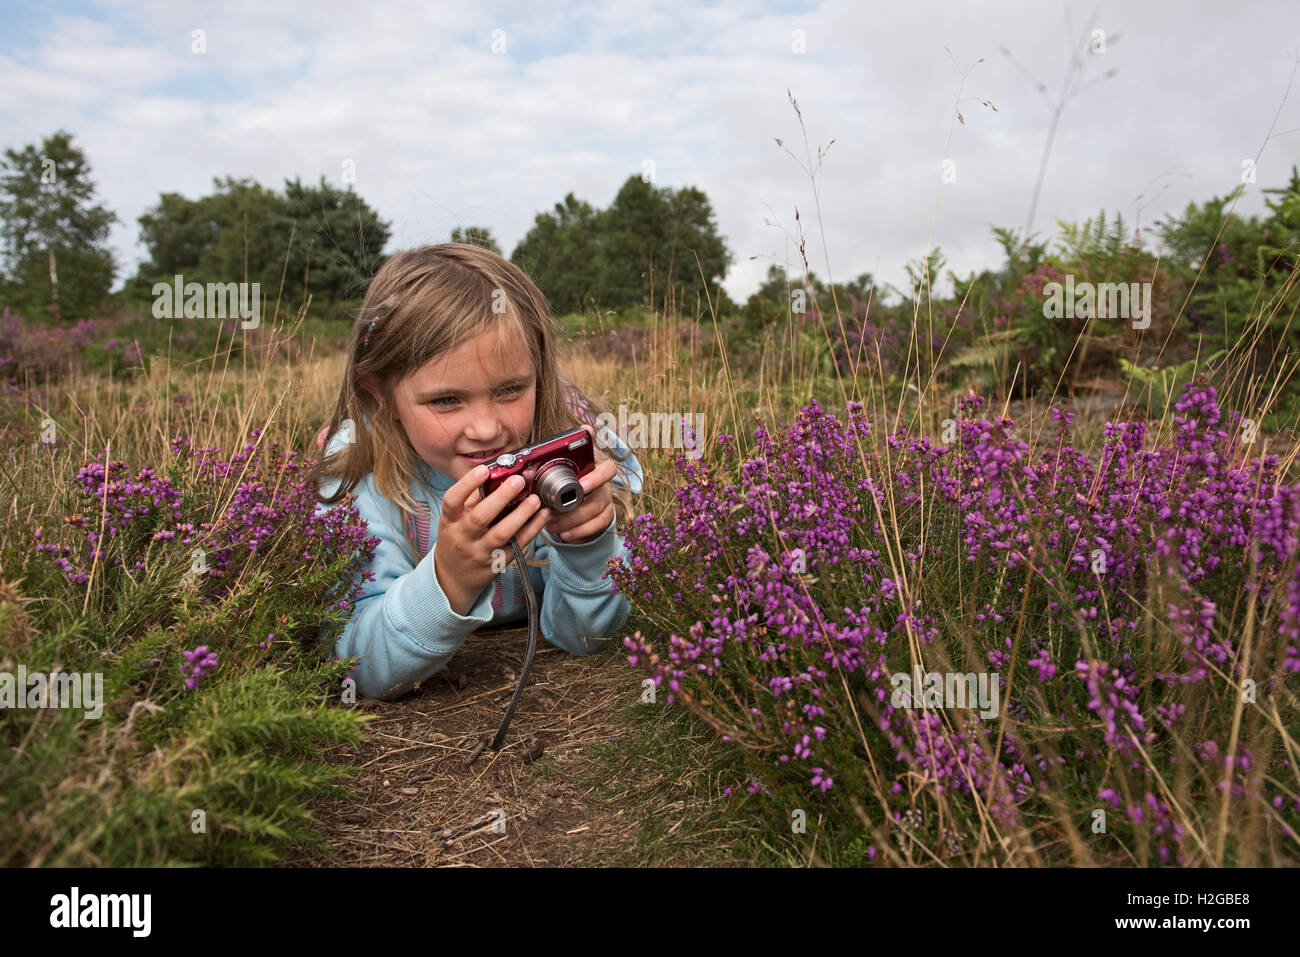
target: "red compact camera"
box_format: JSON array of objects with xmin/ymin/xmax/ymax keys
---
[{"xmin": 479, "ymin": 426, "xmax": 596, "ymax": 525}]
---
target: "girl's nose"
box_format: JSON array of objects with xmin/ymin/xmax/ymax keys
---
[{"xmin": 465, "ymin": 408, "xmax": 503, "ymax": 443}]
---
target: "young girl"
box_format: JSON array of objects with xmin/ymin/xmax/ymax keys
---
[{"xmin": 309, "ymin": 243, "xmax": 643, "ymax": 701}]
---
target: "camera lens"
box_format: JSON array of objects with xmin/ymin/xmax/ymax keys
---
[{"xmin": 536, "ymin": 465, "xmax": 583, "ymax": 513}]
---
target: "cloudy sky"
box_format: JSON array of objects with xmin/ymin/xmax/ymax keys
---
[{"xmin": 3, "ymin": 0, "xmax": 1299, "ymax": 307}]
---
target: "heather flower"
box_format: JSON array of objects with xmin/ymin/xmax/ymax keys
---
[
  {"xmin": 182, "ymin": 645, "xmax": 219, "ymax": 690},
  {"xmin": 608, "ymin": 379, "xmax": 1300, "ymax": 862},
  {"xmin": 1028, "ymin": 649, "xmax": 1057, "ymax": 682}
]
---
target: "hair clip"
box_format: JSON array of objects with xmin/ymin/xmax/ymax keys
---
[{"xmin": 361, "ymin": 315, "xmax": 381, "ymax": 349}]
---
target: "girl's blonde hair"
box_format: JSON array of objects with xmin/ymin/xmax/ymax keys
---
[{"xmin": 310, "ymin": 242, "xmax": 637, "ymax": 563}]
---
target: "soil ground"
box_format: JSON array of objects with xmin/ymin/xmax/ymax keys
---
[{"xmin": 282, "ymin": 625, "xmax": 646, "ymax": 867}]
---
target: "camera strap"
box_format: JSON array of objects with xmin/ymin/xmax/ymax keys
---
[{"xmin": 486, "ymin": 536, "xmax": 538, "ymax": 752}]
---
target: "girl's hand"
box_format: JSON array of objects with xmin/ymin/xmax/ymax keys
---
[
  {"xmin": 435, "ymin": 464, "xmax": 553, "ymax": 616},
  {"xmin": 546, "ymin": 451, "xmax": 619, "ymax": 544}
]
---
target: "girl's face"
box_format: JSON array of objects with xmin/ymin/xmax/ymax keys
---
[{"xmin": 387, "ymin": 325, "xmax": 537, "ymax": 483}]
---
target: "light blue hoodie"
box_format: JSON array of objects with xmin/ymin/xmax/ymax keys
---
[{"xmin": 316, "ymin": 419, "xmax": 643, "ymax": 700}]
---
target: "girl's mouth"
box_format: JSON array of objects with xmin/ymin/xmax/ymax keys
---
[{"xmin": 460, "ymin": 447, "xmax": 504, "ymax": 463}]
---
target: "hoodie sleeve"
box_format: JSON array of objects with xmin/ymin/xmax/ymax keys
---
[
  {"xmin": 320, "ymin": 470, "xmax": 495, "ymax": 702},
  {"xmin": 527, "ymin": 444, "xmax": 643, "ymax": 655}
]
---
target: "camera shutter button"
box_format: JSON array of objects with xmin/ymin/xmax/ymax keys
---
[{"xmin": 496, "ymin": 452, "xmax": 517, "ymax": 467}]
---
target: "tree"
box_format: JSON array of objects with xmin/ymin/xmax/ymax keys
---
[
  {"xmin": 129, "ymin": 175, "xmax": 390, "ymax": 305},
  {"xmin": 599, "ymin": 177, "xmax": 732, "ymax": 315},
  {"xmin": 594, "ymin": 177, "xmax": 666, "ymax": 308},
  {"xmin": 449, "ymin": 226, "xmax": 501, "ymax": 255},
  {"xmin": 512, "ymin": 192, "xmax": 605, "ymax": 315},
  {"xmin": 274, "ymin": 176, "xmax": 390, "ymax": 300},
  {"xmin": 135, "ymin": 190, "xmax": 222, "ymax": 278},
  {"xmin": 0, "ymin": 129, "xmax": 117, "ymax": 319},
  {"xmin": 743, "ymin": 264, "xmax": 808, "ymax": 326},
  {"xmin": 511, "ymin": 177, "xmax": 732, "ymax": 318},
  {"xmin": 1259, "ymin": 164, "xmax": 1300, "ymax": 273},
  {"xmin": 742, "ymin": 263, "xmax": 874, "ymax": 326},
  {"xmin": 130, "ymin": 176, "xmax": 286, "ymax": 295}
]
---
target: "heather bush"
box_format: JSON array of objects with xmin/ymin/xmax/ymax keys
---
[
  {"xmin": 0, "ymin": 307, "xmax": 104, "ymax": 389},
  {"xmin": 0, "ymin": 430, "xmax": 378, "ymax": 865},
  {"xmin": 610, "ymin": 378, "xmax": 1300, "ymax": 866},
  {"xmin": 826, "ymin": 292, "xmax": 957, "ymax": 390},
  {"xmin": 0, "ymin": 305, "xmax": 323, "ymax": 412}
]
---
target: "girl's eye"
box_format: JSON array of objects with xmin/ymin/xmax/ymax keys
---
[{"xmin": 428, "ymin": 385, "xmax": 526, "ymax": 408}]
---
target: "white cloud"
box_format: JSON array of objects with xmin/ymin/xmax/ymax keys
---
[{"xmin": 1, "ymin": 0, "xmax": 1298, "ymax": 309}]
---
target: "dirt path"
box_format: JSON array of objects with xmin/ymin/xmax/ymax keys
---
[{"xmin": 283, "ymin": 626, "xmax": 644, "ymax": 867}]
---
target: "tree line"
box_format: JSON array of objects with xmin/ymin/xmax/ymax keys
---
[
  {"xmin": 3, "ymin": 126, "xmax": 1298, "ymax": 385},
  {"xmin": 0, "ymin": 130, "xmax": 737, "ymax": 321}
]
